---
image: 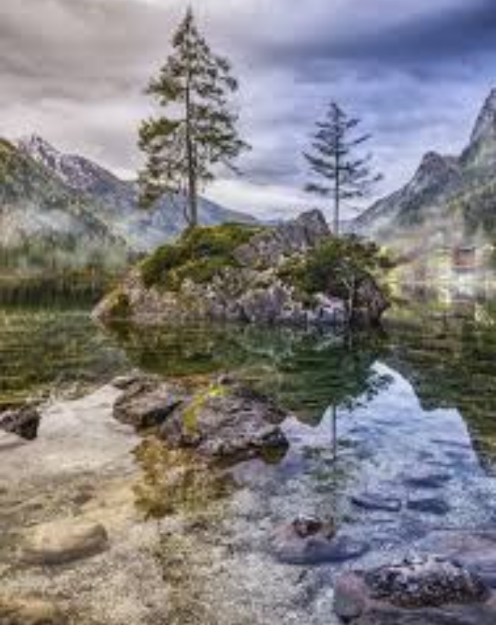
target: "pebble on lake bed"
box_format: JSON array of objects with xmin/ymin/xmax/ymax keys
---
[
  {"xmin": 21, "ymin": 520, "xmax": 109, "ymax": 566},
  {"xmin": 0, "ymin": 596, "xmax": 65, "ymax": 625}
]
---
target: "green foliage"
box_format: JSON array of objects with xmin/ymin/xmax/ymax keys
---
[
  {"xmin": 140, "ymin": 222, "xmax": 261, "ymax": 290},
  {"xmin": 107, "ymin": 290, "xmax": 131, "ymax": 319},
  {"xmin": 138, "ymin": 9, "xmax": 250, "ymax": 225},
  {"xmin": 280, "ymin": 236, "xmax": 392, "ymax": 302},
  {"xmin": 0, "ymin": 139, "xmax": 130, "ymax": 274}
]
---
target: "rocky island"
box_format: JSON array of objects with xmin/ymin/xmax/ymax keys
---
[{"xmin": 94, "ymin": 210, "xmax": 390, "ymax": 327}]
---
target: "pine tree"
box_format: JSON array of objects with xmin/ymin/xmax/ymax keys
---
[
  {"xmin": 304, "ymin": 102, "xmax": 382, "ymax": 236},
  {"xmin": 138, "ymin": 8, "xmax": 249, "ymax": 227}
]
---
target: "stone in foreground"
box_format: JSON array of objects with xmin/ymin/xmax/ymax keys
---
[
  {"xmin": 113, "ymin": 378, "xmax": 185, "ymax": 430},
  {"xmin": 160, "ymin": 382, "xmax": 289, "ymax": 461},
  {"xmin": 272, "ymin": 517, "xmax": 369, "ymax": 565},
  {"xmin": 334, "ymin": 556, "xmax": 495, "ymax": 625},
  {"xmin": 351, "ymin": 493, "xmax": 402, "ymax": 513},
  {"xmin": 22, "ymin": 520, "xmax": 109, "ymax": 566},
  {"xmin": 0, "ymin": 597, "xmax": 65, "ymax": 625},
  {"xmin": 0, "ymin": 406, "xmax": 41, "ymax": 440}
]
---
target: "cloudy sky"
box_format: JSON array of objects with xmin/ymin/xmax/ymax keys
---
[{"xmin": 2, "ymin": 0, "xmax": 496, "ymax": 220}]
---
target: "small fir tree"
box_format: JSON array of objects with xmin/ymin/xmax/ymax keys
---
[{"xmin": 304, "ymin": 102, "xmax": 382, "ymax": 235}]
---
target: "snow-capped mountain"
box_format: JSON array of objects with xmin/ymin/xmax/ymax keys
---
[
  {"xmin": 0, "ymin": 139, "xmax": 131, "ymax": 273},
  {"xmin": 354, "ymin": 89, "xmax": 496, "ymax": 243},
  {"xmin": 17, "ymin": 135, "xmax": 256, "ymax": 252}
]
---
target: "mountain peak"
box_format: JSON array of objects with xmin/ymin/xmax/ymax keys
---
[
  {"xmin": 467, "ymin": 88, "xmax": 496, "ymax": 155},
  {"xmin": 18, "ymin": 135, "xmax": 64, "ymax": 168},
  {"xmin": 17, "ymin": 134, "xmax": 122, "ymax": 194},
  {"xmin": 408, "ymin": 151, "xmax": 459, "ymax": 195}
]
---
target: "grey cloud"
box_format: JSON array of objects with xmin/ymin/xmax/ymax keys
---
[{"xmin": 1, "ymin": 0, "xmax": 495, "ymax": 216}]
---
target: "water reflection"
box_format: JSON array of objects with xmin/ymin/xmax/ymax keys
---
[{"xmin": 1, "ymin": 290, "xmax": 496, "ymax": 470}]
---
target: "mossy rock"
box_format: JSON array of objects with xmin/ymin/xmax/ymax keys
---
[
  {"xmin": 107, "ymin": 290, "xmax": 131, "ymax": 319},
  {"xmin": 140, "ymin": 222, "xmax": 263, "ymax": 290}
]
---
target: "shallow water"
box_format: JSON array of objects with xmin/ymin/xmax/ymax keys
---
[{"xmin": 1, "ymin": 292, "xmax": 496, "ymax": 622}]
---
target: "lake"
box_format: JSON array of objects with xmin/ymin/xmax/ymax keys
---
[{"xmin": 1, "ymin": 289, "xmax": 496, "ymax": 623}]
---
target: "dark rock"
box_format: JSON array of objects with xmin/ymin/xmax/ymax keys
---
[
  {"xmin": 405, "ymin": 473, "xmax": 452, "ymax": 489},
  {"xmin": 407, "ymin": 498, "xmax": 451, "ymax": 516},
  {"xmin": 273, "ymin": 518, "xmax": 368, "ymax": 565},
  {"xmin": 365, "ymin": 557, "xmax": 488, "ymax": 608},
  {"xmin": 113, "ymin": 378, "xmax": 184, "ymax": 430},
  {"xmin": 0, "ymin": 406, "xmax": 41, "ymax": 440},
  {"xmin": 292, "ymin": 515, "xmax": 332, "ymax": 539},
  {"xmin": 334, "ymin": 556, "xmax": 494, "ymax": 625},
  {"xmin": 352, "ymin": 493, "xmax": 402, "ymax": 513},
  {"xmin": 160, "ymin": 383, "xmax": 289, "ymax": 461}
]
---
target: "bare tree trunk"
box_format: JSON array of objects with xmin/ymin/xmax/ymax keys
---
[
  {"xmin": 185, "ymin": 53, "xmax": 198, "ymax": 228},
  {"xmin": 334, "ymin": 110, "xmax": 341, "ymax": 236}
]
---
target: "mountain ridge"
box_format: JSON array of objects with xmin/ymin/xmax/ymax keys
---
[
  {"xmin": 355, "ymin": 89, "xmax": 496, "ymax": 245},
  {"xmin": 17, "ymin": 135, "xmax": 256, "ymax": 253}
]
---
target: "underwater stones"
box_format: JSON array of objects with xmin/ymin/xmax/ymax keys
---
[
  {"xmin": 334, "ymin": 556, "xmax": 494, "ymax": 625},
  {"xmin": 0, "ymin": 597, "xmax": 65, "ymax": 625},
  {"xmin": 272, "ymin": 518, "xmax": 368, "ymax": 565},
  {"xmin": 407, "ymin": 497, "xmax": 451, "ymax": 516},
  {"xmin": 159, "ymin": 382, "xmax": 289, "ymax": 461},
  {"xmin": 404, "ymin": 473, "xmax": 453, "ymax": 489},
  {"xmin": 0, "ymin": 406, "xmax": 41, "ymax": 441},
  {"xmin": 351, "ymin": 493, "xmax": 402, "ymax": 513},
  {"xmin": 364, "ymin": 557, "xmax": 488, "ymax": 607},
  {"xmin": 22, "ymin": 520, "xmax": 109, "ymax": 566},
  {"xmin": 113, "ymin": 378, "xmax": 184, "ymax": 430}
]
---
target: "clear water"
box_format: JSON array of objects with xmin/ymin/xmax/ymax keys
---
[
  {"xmin": 1, "ymin": 294, "xmax": 495, "ymax": 471},
  {"xmin": 2, "ymin": 290, "xmax": 496, "ymax": 623}
]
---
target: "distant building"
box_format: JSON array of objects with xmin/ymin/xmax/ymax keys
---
[{"xmin": 452, "ymin": 246, "xmax": 477, "ymax": 273}]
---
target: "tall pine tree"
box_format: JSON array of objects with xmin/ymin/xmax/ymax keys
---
[
  {"xmin": 138, "ymin": 9, "xmax": 249, "ymax": 227},
  {"xmin": 304, "ymin": 103, "xmax": 382, "ymax": 236}
]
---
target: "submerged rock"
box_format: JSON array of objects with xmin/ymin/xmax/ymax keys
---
[
  {"xmin": 351, "ymin": 493, "xmax": 402, "ymax": 513},
  {"xmin": 22, "ymin": 520, "xmax": 109, "ymax": 566},
  {"xmin": 0, "ymin": 597, "xmax": 65, "ymax": 625},
  {"xmin": 334, "ymin": 556, "xmax": 494, "ymax": 625},
  {"xmin": 407, "ymin": 497, "xmax": 451, "ymax": 516},
  {"xmin": 272, "ymin": 517, "xmax": 369, "ymax": 565},
  {"xmin": 0, "ymin": 406, "xmax": 41, "ymax": 441}
]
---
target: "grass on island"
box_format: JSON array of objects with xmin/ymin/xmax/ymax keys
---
[
  {"xmin": 140, "ymin": 222, "xmax": 263, "ymax": 290},
  {"xmin": 278, "ymin": 236, "xmax": 394, "ymax": 303}
]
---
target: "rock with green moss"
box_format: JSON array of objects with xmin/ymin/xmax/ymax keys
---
[
  {"xmin": 111, "ymin": 375, "xmax": 289, "ymax": 462},
  {"xmin": 160, "ymin": 380, "xmax": 289, "ymax": 461},
  {"xmin": 94, "ymin": 210, "xmax": 390, "ymax": 326}
]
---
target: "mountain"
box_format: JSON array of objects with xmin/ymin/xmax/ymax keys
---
[
  {"xmin": 17, "ymin": 136, "xmax": 256, "ymax": 253},
  {"xmin": 355, "ymin": 89, "xmax": 496, "ymax": 247},
  {"xmin": 0, "ymin": 139, "xmax": 130, "ymax": 274}
]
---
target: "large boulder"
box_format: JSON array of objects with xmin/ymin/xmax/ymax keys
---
[
  {"xmin": 113, "ymin": 377, "xmax": 185, "ymax": 430},
  {"xmin": 334, "ymin": 555, "xmax": 496, "ymax": 625},
  {"xmin": 0, "ymin": 405, "xmax": 41, "ymax": 440},
  {"xmin": 159, "ymin": 381, "xmax": 289, "ymax": 461}
]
